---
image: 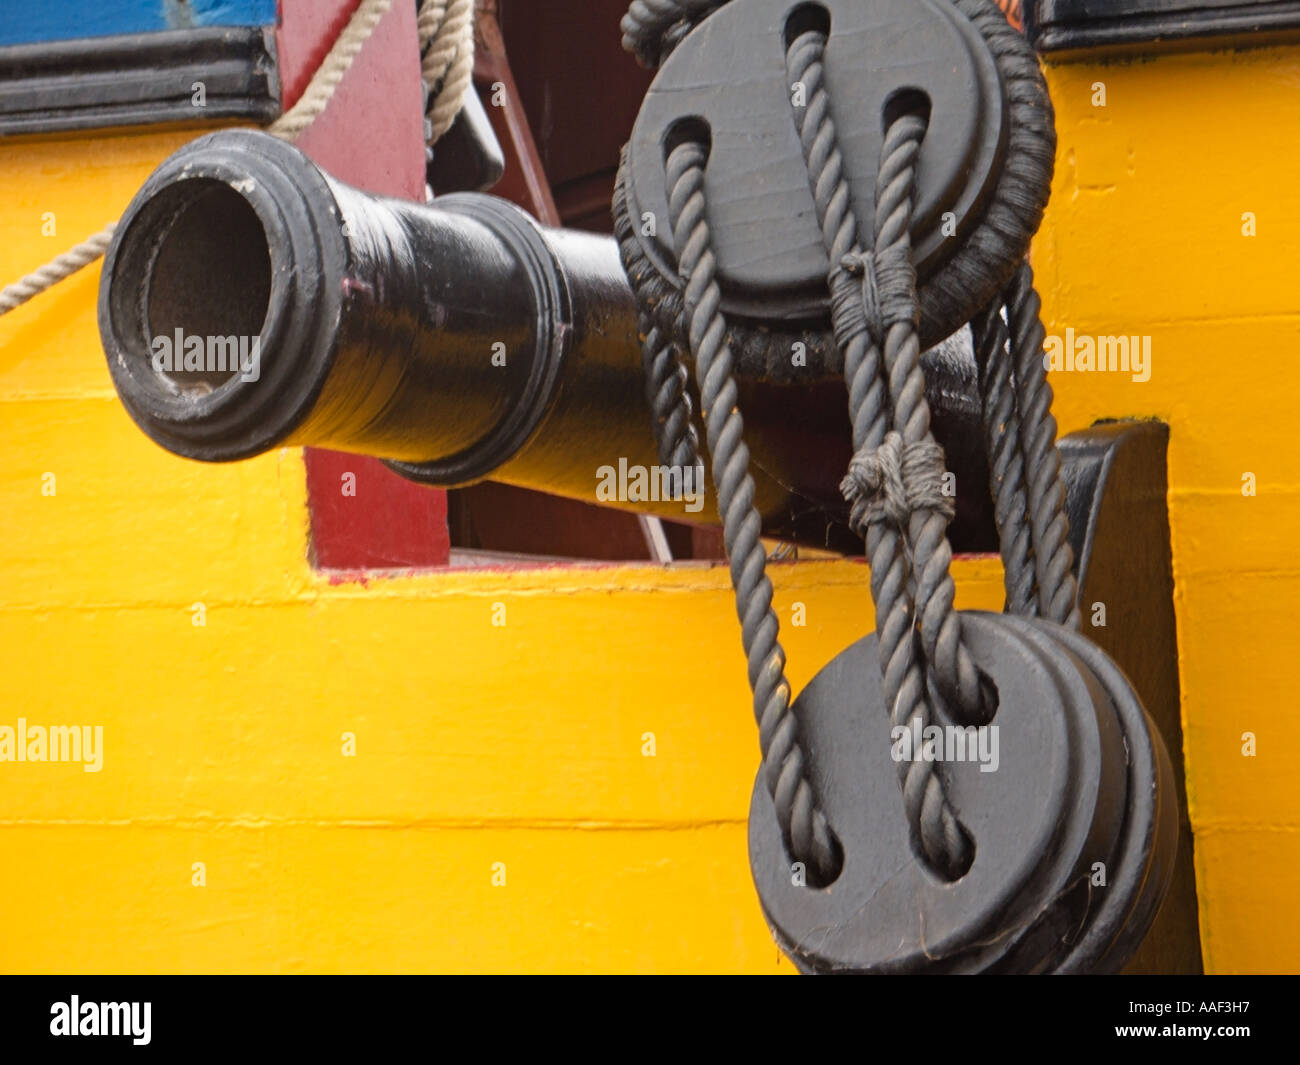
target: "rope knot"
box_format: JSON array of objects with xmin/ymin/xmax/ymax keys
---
[{"xmin": 840, "ymin": 431, "xmax": 954, "ymax": 537}]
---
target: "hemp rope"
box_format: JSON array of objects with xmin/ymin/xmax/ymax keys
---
[
  {"xmin": 785, "ymin": 29, "xmax": 976, "ymax": 877},
  {"xmin": 268, "ymin": 0, "xmax": 396, "ymax": 140},
  {"xmin": 417, "ymin": 0, "xmax": 476, "ymax": 144},
  {"xmin": 617, "ymin": 0, "xmax": 1074, "ymax": 881},
  {"xmin": 0, "ymin": 228, "xmax": 118, "ymax": 316},
  {"xmin": 665, "ymin": 139, "xmax": 842, "ymax": 886}
]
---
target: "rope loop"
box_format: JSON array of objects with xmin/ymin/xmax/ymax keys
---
[
  {"xmin": 618, "ymin": 1, "xmax": 1069, "ymax": 882},
  {"xmin": 628, "ymin": 134, "xmax": 844, "ymax": 888}
]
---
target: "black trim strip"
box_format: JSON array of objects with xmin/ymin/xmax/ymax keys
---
[
  {"xmin": 1027, "ymin": 1, "xmax": 1300, "ymax": 53},
  {"xmin": 0, "ymin": 26, "xmax": 279, "ymax": 138}
]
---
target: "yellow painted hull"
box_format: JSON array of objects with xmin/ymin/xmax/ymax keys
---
[{"xmin": 1, "ymin": 38, "xmax": 1297, "ymax": 973}]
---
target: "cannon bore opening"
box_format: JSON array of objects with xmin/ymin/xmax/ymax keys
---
[{"xmin": 137, "ymin": 180, "xmax": 272, "ymax": 396}]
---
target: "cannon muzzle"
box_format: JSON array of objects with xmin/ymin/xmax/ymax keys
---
[{"xmin": 99, "ymin": 130, "xmax": 993, "ymax": 550}]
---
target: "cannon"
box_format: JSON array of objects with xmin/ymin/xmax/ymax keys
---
[{"xmin": 98, "ymin": 129, "xmax": 996, "ymax": 552}]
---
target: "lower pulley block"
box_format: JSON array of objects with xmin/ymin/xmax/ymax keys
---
[{"xmin": 747, "ymin": 611, "xmax": 1177, "ymax": 973}]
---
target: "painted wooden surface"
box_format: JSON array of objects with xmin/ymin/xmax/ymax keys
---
[
  {"xmin": 1, "ymin": 13, "xmax": 1296, "ymax": 973},
  {"xmin": 1036, "ymin": 44, "xmax": 1300, "ymax": 974},
  {"xmin": 0, "ymin": 1, "xmax": 276, "ymax": 46},
  {"xmin": 0, "ymin": 114, "xmax": 1009, "ymax": 970}
]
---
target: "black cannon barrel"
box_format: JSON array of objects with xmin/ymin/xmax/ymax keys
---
[{"xmin": 98, "ymin": 129, "xmax": 995, "ymax": 552}]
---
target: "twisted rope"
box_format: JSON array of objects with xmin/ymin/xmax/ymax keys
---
[
  {"xmin": 417, "ymin": 0, "xmax": 476, "ymax": 144},
  {"xmin": 613, "ymin": 148, "xmax": 702, "ymax": 476},
  {"xmin": 1, "ymin": 0, "xmax": 472, "ymax": 319},
  {"xmin": 970, "ymin": 301, "xmax": 1038, "ymax": 616},
  {"xmin": 639, "ymin": 319, "xmax": 701, "ymax": 473},
  {"xmin": 1005, "ymin": 262, "xmax": 1081, "ymax": 629},
  {"xmin": 0, "ymin": 225, "xmax": 117, "ymax": 316},
  {"xmin": 868, "ymin": 126, "xmax": 989, "ymax": 726},
  {"xmin": 665, "ymin": 141, "xmax": 841, "ymax": 886},
  {"xmin": 269, "ymin": 0, "xmax": 395, "ymax": 140},
  {"xmin": 620, "ymin": 0, "xmax": 730, "ymax": 67},
  {"xmin": 617, "ymin": 1, "xmax": 1072, "ymax": 884},
  {"xmin": 787, "ymin": 29, "xmax": 973, "ymax": 878},
  {"xmin": 622, "ymin": 141, "xmax": 846, "ymax": 881}
]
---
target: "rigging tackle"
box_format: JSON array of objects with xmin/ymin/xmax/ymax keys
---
[{"xmin": 614, "ymin": 0, "xmax": 1179, "ymax": 973}]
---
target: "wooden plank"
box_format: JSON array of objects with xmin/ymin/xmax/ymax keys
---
[
  {"xmin": 0, "ymin": 824, "xmax": 789, "ymax": 973},
  {"xmin": 0, "ymin": 562, "xmax": 1008, "ymax": 825},
  {"xmin": 1038, "ymin": 41, "xmax": 1300, "ymax": 972}
]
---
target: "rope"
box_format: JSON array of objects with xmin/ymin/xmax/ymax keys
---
[
  {"xmin": 971, "ymin": 268, "xmax": 1080, "ymax": 629},
  {"xmin": 621, "ymin": 156, "xmax": 847, "ymax": 881},
  {"xmin": 269, "ymin": 0, "xmax": 394, "ymax": 140},
  {"xmin": 417, "ymin": 0, "xmax": 476, "ymax": 144},
  {"xmin": 786, "ymin": 30, "xmax": 974, "ymax": 878},
  {"xmin": 0, "ymin": 225, "xmax": 117, "ymax": 316},
  {"xmin": 841, "ymin": 432, "xmax": 952, "ymax": 532},
  {"xmin": 621, "ymin": 0, "xmax": 729, "ymax": 68},
  {"xmin": 1005, "ymin": 262, "xmax": 1081, "ymax": 629},
  {"xmin": 788, "ymin": 31, "xmax": 986, "ymax": 726},
  {"xmin": 971, "ymin": 300, "xmax": 1038, "ymax": 616},
  {"xmin": 639, "ymin": 317, "xmax": 701, "ymax": 473},
  {"xmin": 665, "ymin": 141, "xmax": 841, "ymax": 887},
  {"xmin": 0, "ymin": 0, "xmax": 473, "ymax": 319},
  {"xmin": 613, "ymin": 148, "xmax": 702, "ymax": 476},
  {"xmin": 616, "ymin": 0, "xmax": 1074, "ymax": 884}
]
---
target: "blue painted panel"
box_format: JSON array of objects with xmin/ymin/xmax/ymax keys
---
[{"xmin": 0, "ymin": 0, "xmax": 277, "ymax": 47}]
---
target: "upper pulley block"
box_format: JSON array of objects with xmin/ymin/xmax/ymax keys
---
[{"xmin": 622, "ymin": 0, "xmax": 1055, "ymax": 351}]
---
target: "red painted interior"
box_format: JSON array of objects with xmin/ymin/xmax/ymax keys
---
[{"xmin": 277, "ymin": 0, "xmax": 452, "ymax": 571}]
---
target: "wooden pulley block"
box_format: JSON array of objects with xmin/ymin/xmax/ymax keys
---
[
  {"xmin": 746, "ymin": 611, "xmax": 1178, "ymax": 973},
  {"xmin": 621, "ymin": 0, "xmax": 1055, "ymax": 353}
]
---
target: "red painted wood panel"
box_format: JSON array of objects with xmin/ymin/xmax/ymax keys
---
[{"xmin": 277, "ymin": 0, "xmax": 452, "ymax": 570}]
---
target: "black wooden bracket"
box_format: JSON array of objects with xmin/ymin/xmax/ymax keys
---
[
  {"xmin": 427, "ymin": 87, "xmax": 506, "ymax": 195},
  {"xmin": 1060, "ymin": 419, "xmax": 1203, "ymax": 973}
]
